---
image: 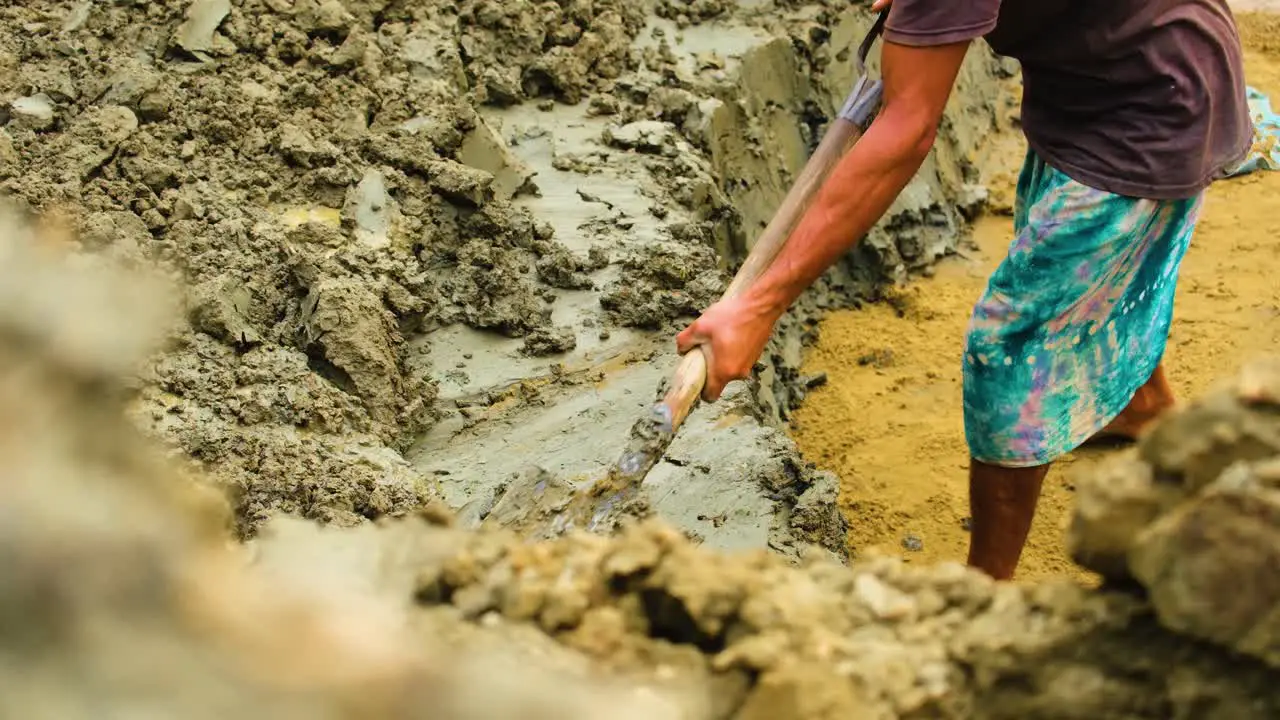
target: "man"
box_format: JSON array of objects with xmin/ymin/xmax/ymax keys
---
[{"xmin": 674, "ymin": 0, "xmax": 1251, "ymax": 580}]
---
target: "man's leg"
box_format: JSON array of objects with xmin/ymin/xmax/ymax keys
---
[
  {"xmin": 960, "ymin": 151, "xmax": 1199, "ymax": 581},
  {"xmin": 967, "ymin": 363, "xmax": 1175, "ymax": 580},
  {"xmin": 966, "ymin": 460, "xmax": 1049, "ymax": 580},
  {"xmin": 1093, "ymin": 363, "xmax": 1176, "ymax": 441}
]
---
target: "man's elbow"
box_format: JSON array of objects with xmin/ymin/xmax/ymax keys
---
[{"xmin": 875, "ymin": 102, "xmax": 941, "ymax": 164}]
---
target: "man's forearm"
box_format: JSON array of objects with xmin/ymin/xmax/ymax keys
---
[{"xmin": 743, "ymin": 114, "xmax": 934, "ymax": 319}]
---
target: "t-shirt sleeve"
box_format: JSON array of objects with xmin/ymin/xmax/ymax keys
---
[{"xmin": 883, "ymin": 0, "xmax": 1002, "ymax": 47}]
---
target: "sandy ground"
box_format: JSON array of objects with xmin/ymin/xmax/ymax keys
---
[{"xmin": 792, "ymin": 12, "xmax": 1280, "ymax": 582}]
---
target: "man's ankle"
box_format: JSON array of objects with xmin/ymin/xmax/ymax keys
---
[
  {"xmin": 1130, "ymin": 384, "xmax": 1175, "ymax": 417},
  {"xmin": 967, "ymin": 553, "xmax": 1016, "ymax": 581}
]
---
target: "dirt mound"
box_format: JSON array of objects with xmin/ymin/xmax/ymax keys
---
[
  {"xmin": 396, "ymin": 516, "xmax": 1280, "ymax": 719},
  {"xmin": 1070, "ymin": 358, "xmax": 1280, "ymax": 667}
]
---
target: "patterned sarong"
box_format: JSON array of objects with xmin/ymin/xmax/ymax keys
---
[{"xmin": 962, "ymin": 150, "xmax": 1202, "ymax": 467}]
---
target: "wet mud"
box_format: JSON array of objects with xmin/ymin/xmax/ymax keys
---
[
  {"xmin": 0, "ymin": 208, "xmax": 688, "ymax": 720},
  {"xmin": 0, "ymin": 0, "xmax": 1015, "ymax": 554},
  {"xmin": 3, "ymin": 208, "xmax": 1280, "ymax": 718}
]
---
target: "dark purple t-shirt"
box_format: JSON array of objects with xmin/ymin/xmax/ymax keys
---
[{"xmin": 884, "ymin": 0, "xmax": 1251, "ymax": 200}]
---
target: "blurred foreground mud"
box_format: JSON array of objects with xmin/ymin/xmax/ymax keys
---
[
  {"xmin": 0, "ymin": 209, "xmax": 685, "ymax": 720},
  {"xmin": 1071, "ymin": 358, "xmax": 1280, "ymax": 668}
]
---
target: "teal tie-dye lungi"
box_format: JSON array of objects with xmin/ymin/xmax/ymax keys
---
[{"xmin": 962, "ymin": 151, "xmax": 1202, "ymax": 467}]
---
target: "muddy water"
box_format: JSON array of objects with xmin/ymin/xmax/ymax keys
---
[{"xmin": 792, "ymin": 13, "xmax": 1280, "ymax": 581}]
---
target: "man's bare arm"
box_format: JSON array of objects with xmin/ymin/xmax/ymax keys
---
[
  {"xmin": 675, "ymin": 37, "xmax": 976, "ymax": 401},
  {"xmin": 740, "ymin": 39, "xmax": 972, "ymax": 319}
]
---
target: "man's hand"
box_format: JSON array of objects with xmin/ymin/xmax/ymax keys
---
[
  {"xmin": 870, "ymin": 0, "xmax": 892, "ymax": 10},
  {"xmin": 675, "ymin": 296, "xmax": 779, "ymax": 402}
]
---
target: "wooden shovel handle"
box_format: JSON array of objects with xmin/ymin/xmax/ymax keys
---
[{"xmin": 660, "ymin": 118, "xmax": 868, "ymax": 430}]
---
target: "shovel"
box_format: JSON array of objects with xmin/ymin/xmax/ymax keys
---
[{"xmin": 484, "ymin": 12, "xmax": 890, "ymax": 537}]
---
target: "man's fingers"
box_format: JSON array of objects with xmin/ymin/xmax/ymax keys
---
[
  {"xmin": 700, "ymin": 353, "xmax": 726, "ymax": 403},
  {"xmin": 675, "ymin": 323, "xmax": 703, "ymax": 355},
  {"xmin": 701, "ymin": 374, "xmax": 723, "ymax": 403},
  {"xmin": 702, "ymin": 356, "xmax": 756, "ymax": 403}
]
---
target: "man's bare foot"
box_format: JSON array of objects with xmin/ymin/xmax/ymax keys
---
[
  {"xmin": 1086, "ymin": 393, "xmax": 1175, "ymax": 443},
  {"xmin": 1087, "ymin": 409, "xmax": 1160, "ymax": 443},
  {"xmin": 1085, "ymin": 364, "xmax": 1176, "ymax": 445}
]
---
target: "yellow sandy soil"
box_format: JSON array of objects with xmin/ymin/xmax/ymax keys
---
[{"xmin": 791, "ymin": 13, "xmax": 1280, "ymax": 582}]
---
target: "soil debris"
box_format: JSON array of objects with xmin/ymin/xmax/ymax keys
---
[
  {"xmin": 173, "ymin": 0, "xmax": 231, "ymax": 55},
  {"xmin": 1070, "ymin": 357, "xmax": 1280, "ymax": 668},
  {"xmin": 521, "ymin": 325, "xmax": 578, "ymax": 356},
  {"xmin": 457, "ymin": 0, "xmax": 649, "ymax": 106},
  {"xmin": 601, "ymin": 241, "xmax": 725, "ymax": 329}
]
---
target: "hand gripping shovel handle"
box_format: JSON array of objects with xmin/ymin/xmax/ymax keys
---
[{"xmin": 613, "ymin": 12, "xmax": 889, "ymax": 481}]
